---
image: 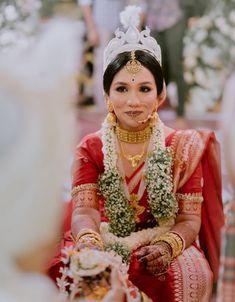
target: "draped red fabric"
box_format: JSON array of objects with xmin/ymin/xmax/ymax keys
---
[
  {"xmin": 199, "ymin": 132, "xmax": 224, "ymax": 284},
  {"xmin": 128, "ymin": 249, "xmax": 174, "ymax": 302}
]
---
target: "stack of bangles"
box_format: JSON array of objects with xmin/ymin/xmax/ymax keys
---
[
  {"xmin": 151, "ymin": 231, "xmax": 185, "ymax": 259},
  {"xmin": 72, "ymin": 229, "xmax": 104, "ymax": 250}
]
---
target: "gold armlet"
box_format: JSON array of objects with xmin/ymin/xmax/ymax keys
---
[
  {"xmin": 176, "ymin": 193, "xmax": 203, "ymax": 202},
  {"xmin": 151, "ymin": 232, "xmax": 184, "ymax": 258},
  {"xmin": 72, "ymin": 183, "xmax": 99, "ymax": 209},
  {"xmin": 176, "ymin": 193, "xmax": 203, "ymax": 216}
]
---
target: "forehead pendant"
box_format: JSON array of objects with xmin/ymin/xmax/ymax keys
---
[{"xmin": 125, "ymin": 50, "xmax": 142, "ymax": 81}]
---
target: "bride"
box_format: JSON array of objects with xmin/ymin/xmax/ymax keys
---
[{"xmin": 50, "ymin": 6, "xmax": 224, "ymax": 302}]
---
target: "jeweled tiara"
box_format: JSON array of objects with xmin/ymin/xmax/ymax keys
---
[{"xmin": 103, "ymin": 5, "xmax": 162, "ymax": 71}]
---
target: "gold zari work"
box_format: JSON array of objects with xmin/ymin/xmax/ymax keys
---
[
  {"xmin": 72, "ymin": 183, "xmax": 98, "ymax": 197},
  {"xmin": 72, "ymin": 183, "xmax": 99, "ymax": 209},
  {"xmin": 176, "ymin": 193, "xmax": 203, "ymax": 216}
]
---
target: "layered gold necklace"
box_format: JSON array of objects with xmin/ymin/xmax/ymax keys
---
[
  {"xmin": 116, "ymin": 125, "xmax": 151, "ymax": 168},
  {"xmin": 115, "ymin": 125, "xmax": 152, "ymax": 144},
  {"xmin": 120, "ymin": 141, "xmax": 147, "ymax": 168}
]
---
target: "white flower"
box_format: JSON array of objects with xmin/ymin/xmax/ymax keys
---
[
  {"xmin": 214, "ymin": 17, "xmax": 230, "ymax": 35},
  {"xmin": 183, "ymin": 42, "xmax": 199, "ymax": 57},
  {"xmin": 184, "ymin": 71, "xmax": 194, "ymax": 84},
  {"xmin": 198, "ymin": 16, "xmax": 212, "ymax": 29},
  {"xmin": 4, "ymin": 5, "xmax": 18, "ymax": 22},
  {"xmin": 194, "ymin": 29, "xmax": 208, "ymax": 43},
  {"xmin": 188, "ymin": 87, "xmax": 213, "ymax": 114},
  {"xmin": 194, "ymin": 67, "xmax": 207, "ymax": 86},
  {"xmin": 200, "ymin": 45, "xmax": 222, "ymax": 68},
  {"xmin": 184, "ymin": 56, "xmax": 197, "ymax": 69}
]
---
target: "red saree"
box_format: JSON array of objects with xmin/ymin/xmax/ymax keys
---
[{"xmin": 49, "ymin": 129, "xmax": 224, "ymax": 302}]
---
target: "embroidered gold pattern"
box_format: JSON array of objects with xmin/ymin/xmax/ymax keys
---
[
  {"xmin": 172, "ymin": 246, "xmax": 213, "ymax": 301},
  {"xmin": 170, "ymin": 130, "xmax": 204, "ymax": 193},
  {"xmin": 178, "ymin": 201, "xmax": 202, "ymax": 216},
  {"xmin": 176, "ymin": 193, "xmax": 203, "ymax": 216},
  {"xmin": 72, "ymin": 183, "xmax": 99, "ymax": 209},
  {"xmin": 72, "ymin": 183, "xmax": 99, "ymax": 197},
  {"xmin": 176, "ymin": 193, "xmax": 203, "ymax": 202}
]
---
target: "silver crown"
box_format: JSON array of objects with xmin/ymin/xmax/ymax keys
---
[{"xmin": 103, "ymin": 6, "xmax": 162, "ymax": 71}]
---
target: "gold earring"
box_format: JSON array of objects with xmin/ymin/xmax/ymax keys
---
[
  {"xmin": 106, "ymin": 99, "xmax": 116, "ymax": 126},
  {"xmin": 149, "ymin": 111, "xmax": 159, "ymax": 127},
  {"xmin": 106, "ymin": 99, "xmax": 114, "ymax": 113}
]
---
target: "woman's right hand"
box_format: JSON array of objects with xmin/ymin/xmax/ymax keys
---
[{"xmin": 136, "ymin": 242, "xmax": 172, "ymax": 277}]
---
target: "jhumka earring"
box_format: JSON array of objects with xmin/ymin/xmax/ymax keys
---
[
  {"xmin": 106, "ymin": 98, "xmax": 116, "ymax": 126},
  {"xmin": 149, "ymin": 110, "xmax": 159, "ymax": 127},
  {"xmin": 125, "ymin": 50, "xmax": 142, "ymax": 81}
]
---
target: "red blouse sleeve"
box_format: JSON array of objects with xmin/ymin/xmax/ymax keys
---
[
  {"xmin": 177, "ymin": 162, "xmax": 203, "ymax": 194},
  {"xmin": 72, "ymin": 133, "xmax": 104, "ymax": 187},
  {"xmin": 176, "ymin": 162, "xmax": 203, "ymax": 216}
]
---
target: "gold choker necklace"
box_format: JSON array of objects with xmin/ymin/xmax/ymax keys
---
[{"xmin": 115, "ymin": 125, "xmax": 152, "ymax": 144}]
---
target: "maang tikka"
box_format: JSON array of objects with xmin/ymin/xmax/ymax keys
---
[{"xmin": 125, "ymin": 50, "xmax": 142, "ymax": 79}]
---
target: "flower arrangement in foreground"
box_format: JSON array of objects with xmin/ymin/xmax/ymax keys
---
[
  {"xmin": 57, "ymin": 246, "xmax": 143, "ymax": 301},
  {"xmin": 183, "ymin": 0, "xmax": 235, "ymax": 113}
]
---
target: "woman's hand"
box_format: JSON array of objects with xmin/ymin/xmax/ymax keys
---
[{"xmin": 136, "ymin": 242, "xmax": 172, "ymax": 277}]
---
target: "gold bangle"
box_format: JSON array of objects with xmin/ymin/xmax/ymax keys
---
[
  {"xmin": 151, "ymin": 232, "xmax": 183, "ymax": 258},
  {"xmin": 72, "ymin": 229, "xmax": 102, "ymax": 245},
  {"xmin": 78, "ymin": 236, "xmax": 104, "ymax": 249},
  {"xmin": 141, "ymin": 291, "xmax": 151, "ymax": 302}
]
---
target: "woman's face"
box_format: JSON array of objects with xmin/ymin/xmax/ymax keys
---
[{"xmin": 107, "ymin": 65, "xmax": 161, "ymax": 131}]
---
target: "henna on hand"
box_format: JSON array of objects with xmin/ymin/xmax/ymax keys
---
[{"xmin": 137, "ymin": 242, "xmax": 172, "ymax": 276}]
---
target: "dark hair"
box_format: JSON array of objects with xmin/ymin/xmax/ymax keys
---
[{"xmin": 103, "ymin": 50, "xmax": 164, "ymax": 96}]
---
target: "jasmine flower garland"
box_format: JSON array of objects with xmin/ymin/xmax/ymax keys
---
[
  {"xmin": 146, "ymin": 123, "xmax": 178, "ymax": 221},
  {"xmin": 98, "ymin": 116, "xmax": 178, "ymax": 238},
  {"xmin": 99, "ymin": 120, "xmax": 135, "ymax": 237}
]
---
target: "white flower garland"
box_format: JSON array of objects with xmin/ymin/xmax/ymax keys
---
[
  {"xmin": 98, "ymin": 117, "xmax": 178, "ymax": 240},
  {"xmin": 100, "ymin": 220, "xmax": 174, "ymax": 262}
]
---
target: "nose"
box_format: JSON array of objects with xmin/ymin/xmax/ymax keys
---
[{"xmin": 127, "ymin": 92, "xmax": 141, "ymax": 107}]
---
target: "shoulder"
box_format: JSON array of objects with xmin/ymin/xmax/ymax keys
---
[
  {"xmin": 74, "ymin": 131, "xmax": 103, "ymax": 164},
  {"xmin": 171, "ymin": 129, "xmax": 218, "ymax": 190},
  {"xmin": 77, "ymin": 131, "xmax": 103, "ymax": 151},
  {"xmin": 171, "ymin": 129, "xmax": 215, "ymax": 154}
]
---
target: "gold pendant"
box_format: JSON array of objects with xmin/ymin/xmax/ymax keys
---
[
  {"xmin": 129, "ymin": 193, "xmax": 145, "ymax": 222},
  {"xmin": 119, "ymin": 141, "xmax": 146, "ymax": 168},
  {"xmin": 127, "ymin": 154, "xmax": 142, "ymax": 168}
]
